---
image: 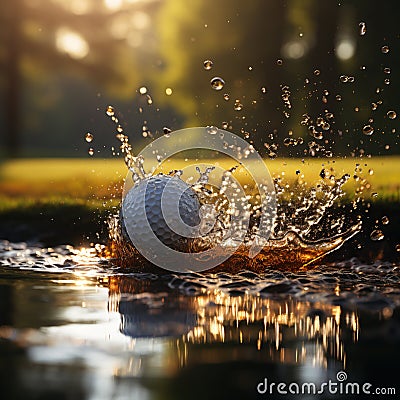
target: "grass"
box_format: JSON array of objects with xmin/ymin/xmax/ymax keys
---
[{"xmin": 0, "ymin": 156, "xmax": 399, "ymax": 246}]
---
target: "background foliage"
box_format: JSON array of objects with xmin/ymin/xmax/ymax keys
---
[{"xmin": 0, "ymin": 0, "xmax": 399, "ymax": 158}]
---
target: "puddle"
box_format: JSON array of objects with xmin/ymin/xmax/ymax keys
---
[{"xmin": 1, "ymin": 240, "xmax": 399, "ymax": 399}]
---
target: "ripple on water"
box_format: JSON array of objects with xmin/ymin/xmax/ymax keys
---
[{"xmin": 1, "ymin": 240, "xmax": 399, "ymax": 312}]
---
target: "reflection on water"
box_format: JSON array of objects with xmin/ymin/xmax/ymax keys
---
[
  {"xmin": 109, "ymin": 276, "xmax": 359, "ymax": 371},
  {"xmin": 0, "ymin": 241, "xmax": 399, "ymax": 399}
]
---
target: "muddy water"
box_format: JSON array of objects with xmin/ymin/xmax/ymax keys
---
[{"xmin": 0, "ymin": 240, "xmax": 399, "ymax": 400}]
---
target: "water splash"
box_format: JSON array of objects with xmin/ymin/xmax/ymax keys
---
[{"xmin": 103, "ymin": 123, "xmax": 363, "ymax": 271}]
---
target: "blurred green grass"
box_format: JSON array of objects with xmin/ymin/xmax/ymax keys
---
[
  {"xmin": 0, "ymin": 156, "xmax": 399, "ymax": 245},
  {"xmin": 1, "ymin": 156, "xmax": 400, "ymax": 202}
]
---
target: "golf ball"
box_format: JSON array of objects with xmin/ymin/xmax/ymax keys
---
[{"xmin": 121, "ymin": 175, "xmax": 201, "ymax": 251}]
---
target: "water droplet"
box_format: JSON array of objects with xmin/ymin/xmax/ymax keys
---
[
  {"xmin": 223, "ymin": 93, "xmax": 230, "ymax": 101},
  {"xmin": 368, "ymin": 168, "xmax": 374, "ymax": 175},
  {"xmin": 207, "ymin": 126, "xmax": 218, "ymax": 135},
  {"xmin": 339, "ymin": 75, "xmax": 348, "ymax": 83},
  {"xmin": 370, "ymin": 229, "xmax": 384, "ymax": 241},
  {"xmin": 106, "ymin": 105, "xmax": 114, "ymax": 116},
  {"xmin": 314, "ymin": 69, "xmax": 320, "ymax": 76},
  {"xmin": 234, "ymin": 100, "xmax": 243, "ymax": 111},
  {"xmin": 384, "ymin": 67, "xmax": 391, "ymax": 74},
  {"xmin": 325, "ymin": 112, "xmax": 334, "ymax": 120},
  {"xmin": 88, "ymin": 148, "xmax": 94, "ymax": 156},
  {"xmin": 359, "ymin": 21, "xmax": 366, "ymax": 35},
  {"xmin": 210, "ymin": 77, "xmax": 225, "ymax": 91},
  {"xmin": 222, "ymin": 121, "xmax": 229, "ymax": 129},
  {"xmin": 116, "ymin": 124, "xmax": 123, "ymax": 133},
  {"xmin": 139, "ymin": 86, "xmax": 147, "ymax": 95},
  {"xmin": 396, "ymin": 244, "xmax": 400, "ymax": 252},
  {"xmin": 165, "ymin": 88, "xmax": 173, "ymax": 96},
  {"xmin": 363, "ymin": 125, "xmax": 374, "ymax": 135},
  {"xmin": 387, "ymin": 110, "xmax": 397, "ymax": 120},
  {"xmin": 336, "ymin": 95, "xmax": 342, "ymax": 101},
  {"xmin": 381, "ymin": 45, "xmax": 389, "ymax": 54},
  {"xmin": 85, "ymin": 132, "xmax": 93, "ymax": 142},
  {"xmin": 261, "ymin": 87, "xmax": 267, "ymax": 94},
  {"xmin": 203, "ymin": 59, "xmax": 213, "ymax": 70},
  {"xmin": 277, "ymin": 59, "xmax": 283, "ymax": 65},
  {"xmin": 163, "ymin": 127, "xmax": 171, "ymax": 136},
  {"xmin": 384, "ymin": 78, "xmax": 390, "ymax": 85},
  {"xmin": 371, "ymin": 102, "xmax": 378, "ymax": 111},
  {"xmin": 283, "ymin": 138, "xmax": 292, "ymax": 146},
  {"xmin": 382, "ymin": 216, "xmax": 389, "ymax": 225}
]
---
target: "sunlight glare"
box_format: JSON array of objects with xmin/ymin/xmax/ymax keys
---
[
  {"xmin": 132, "ymin": 11, "xmax": 151, "ymax": 30},
  {"xmin": 282, "ymin": 40, "xmax": 306, "ymax": 59},
  {"xmin": 336, "ymin": 39, "xmax": 355, "ymax": 60},
  {"xmin": 56, "ymin": 28, "xmax": 89, "ymax": 59},
  {"xmin": 104, "ymin": 0, "xmax": 123, "ymax": 10}
]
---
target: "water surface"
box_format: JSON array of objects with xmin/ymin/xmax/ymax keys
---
[{"xmin": 0, "ymin": 241, "xmax": 399, "ymax": 399}]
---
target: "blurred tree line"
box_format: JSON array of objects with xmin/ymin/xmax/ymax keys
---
[{"xmin": 0, "ymin": 0, "xmax": 399, "ymax": 158}]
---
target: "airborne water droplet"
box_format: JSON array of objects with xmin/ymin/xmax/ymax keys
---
[
  {"xmin": 363, "ymin": 125, "xmax": 374, "ymax": 135},
  {"xmin": 88, "ymin": 148, "xmax": 94, "ymax": 156},
  {"xmin": 382, "ymin": 216, "xmax": 390, "ymax": 225},
  {"xmin": 106, "ymin": 105, "xmax": 114, "ymax": 116},
  {"xmin": 370, "ymin": 229, "xmax": 384, "ymax": 241},
  {"xmin": 203, "ymin": 59, "xmax": 213, "ymax": 70},
  {"xmin": 223, "ymin": 93, "xmax": 230, "ymax": 101},
  {"xmin": 85, "ymin": 132, "xmax": 93, "ymax": 142},
  {"xmin": 139, "ymin": 86, "xmax": 148, "ymax": 95},
  {"xmin": 339, "ymin": 75, "xmax": 348, "ymax": 83},
  {"xmin": 359, "ymin": 21, "xmax": 366, "ymax": 35},
  {"xmin": 277, "ymin": 59, "xmax": 283, "ymax": 65},
  {"xmin": 207, "ymin": 126, "xmax": 218, "ymax": 135},
  {"xmin": 381, "ymin": 45, "xmax": 389, "ymax": 53},
  {"xmin": 210, "ymin": 77, "xmax": 225, "ymax": 91},
  {"xmin": 163, "ymin": 127, "xmax": 172, "ymax": 137},
  {"xmin": 396, "ymin": 244, "xmax": 400, "ymax": 252},
  {"xmin": 234, "ymin": 100, "xmax": 243, "ymax": 111},
  {"xmin": 387, "ymin": 110, "xmax": 397, "ymax": 119}
]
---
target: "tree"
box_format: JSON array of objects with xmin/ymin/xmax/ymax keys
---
[
  {"xmin": 153, "ymin": 0, "xmax": 400, "ymax": 157},
  {"xmin": 154, "ymin": 0, "xmax": 287, "ymax": 148},
  {"xmin": 0, "ymin": 0, "xmax": 160, "ymax": 157}
]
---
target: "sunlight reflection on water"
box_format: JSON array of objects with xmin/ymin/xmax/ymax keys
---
[{"xmin": 0, "ymin": 241, "xmax": 399, "ymax": 399}]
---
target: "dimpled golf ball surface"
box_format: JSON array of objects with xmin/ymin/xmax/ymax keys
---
[{"xmin": 122, "ymin": 175, "xmax": 200, "ymax": 251}]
